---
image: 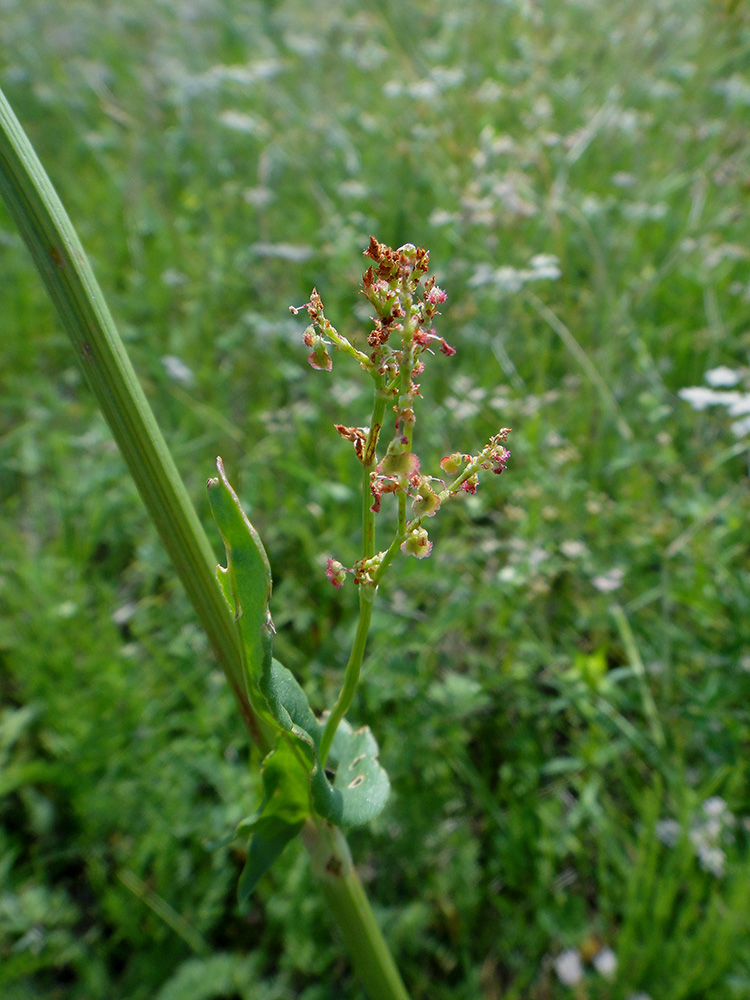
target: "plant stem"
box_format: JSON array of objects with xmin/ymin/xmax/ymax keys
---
[
  {"xmin": 321, "ymin": 380, "xmax": 389, "ymax": 767},
  {"xmin": 363, "ymin": 385, "xmax": 388, "ymax": 559},
  {"xmin": 0, "ymin": 85, "xmax": 412, "ymax": 1000},
  {"xmin": 319, "ymin": 587, "xmax": 374, "ymax": 768},
  {"xmin": 373, "ymin": 530, "xmax": 408, "ymax": 587},
  {"xmin": 303, "ymin": 819, "xmax": 411, "ymax": 1000}
]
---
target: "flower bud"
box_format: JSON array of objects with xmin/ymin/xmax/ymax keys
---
[
  {"xmin": 325, "ymin": 558, "xmax": 347, "ymax": 588},
  {"xmin": 426, "ymin": 285, "xmax": 448, "ymax": 306}
]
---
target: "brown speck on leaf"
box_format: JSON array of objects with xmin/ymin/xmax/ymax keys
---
[
  {"xmin": 49, "ymin": 246, "xmax": 65, "ymax": 268},
  {"xmin": 348, "ymin": 774, "xmax": 366, "ymax": 789},
  {"xmin": 81, "ymin": 341, "xmax": 93, "ymax": 361},
  {"xmin": 349, "ymin": 754, "xmax": 366, "ymax": 769}
]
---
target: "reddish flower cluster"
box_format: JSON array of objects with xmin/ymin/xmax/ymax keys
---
[
  {"xmin": 325, "ymin": 557, "xmax": 348, "ymax": 589},
  {"xmin": 291, "ymin": 289, "xmax": 335, "ymax": 372},
  {"xmin": 361, "ymin": 236, "xmax": 454, "ymax": 390},
  {"xmin": 440, "ymin": 430, "xmax": 512, "ymax": 494},
  {"xmin": 291, "ymin": 238, "xmax": 512, "ymax": 585}
]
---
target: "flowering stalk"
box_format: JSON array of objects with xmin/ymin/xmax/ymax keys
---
[{"xmin": 293, "ymin": 237, "xmax": 511, "ymax": 761}]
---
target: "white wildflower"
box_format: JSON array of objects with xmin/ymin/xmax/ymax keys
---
[
  {"xmin": 704, "ymin": 366, "xmax": 743, "ymax": 388},
  {"xmin": 731, "ymin": 415, "xmax": 750, "ymax": 437},
  {"xmin": 702, "ymin": 796, "xmax": 730, "ymax": 819},
  {"xmin": 697, "ymin": 843, "xmax": 726, "ymax": 877},
  {"xmin": 554, "ymin": 949, "xmax": 584, "ymax": 986},
  {"xmin": 406, "ymin": 79, "xmax": 439, "ymax": 101},
  {"xmin": 592, "ymin": 567, "xmax": 624, "ymax": 593},
  {"xmin": 727, "ymin": 394, "xmax": 750, "ymax": 417},
  {"xmin": 493, "ymin": 267, "xmax": 527, "ymax": 292},
  {"xmin": 677, "ymin": 386, "xmax": 735, "ymax": 411},
  {"xmin": 161, "ymin": 268, "xmax": 187, "ymax": 287},
  {"xmin": 560, "ymin": 540, "xmax": 588, "ymax": 559},
  {"xmin": 429, "ymin": 209, "xmax": 457, "ymax": 227},
  {"xmin": 218, "ymin": 110, "xmax": 268, "ymax": 137},
  {"xmin": 593, "ymin": 947, "xmax": 618, "ymax": 979},
  {"xmin": 162, "ymin": 355, "xmax": 194, "ymax": 386},
  {"xmin": 656, "ymin": 818, "xmax": 682, "ymax": 847},
  {"xmin": 529, "ymin": 548, "xmax": 549, "ymax": 569},
  {"xmin": 529, "ymin": 253, "xmax": 562, "ymax": 280},
  {"xmin": 250, "ymin": 242, "xmax": 314, "ymax": 262},
  {"xmin": 611, "ymin": 171, "xmax": 636, "ymax": 187}
]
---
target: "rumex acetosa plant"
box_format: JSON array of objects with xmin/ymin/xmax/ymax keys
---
[
  {"xmin": 1, "ymin": 79, "xmax": 510, "ymax": 998},
  {"xmin": 210, "ymin": 236, "xmax": 511, "ymax": 898}
]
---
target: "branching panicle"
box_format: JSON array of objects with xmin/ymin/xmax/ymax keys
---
[{"xmin": 292, "ymin": 237, "xmax": 511, "ymax": 586}]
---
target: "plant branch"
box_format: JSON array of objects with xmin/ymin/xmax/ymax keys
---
[{"xmin": 319, "ymin": 587, "xmax": 374, "ymax": 768}]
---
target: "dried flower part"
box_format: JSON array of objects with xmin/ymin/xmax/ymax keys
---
[
  {"xmin": 334, "ymin": 424, "xmax": 367, "ymax": 461},
  {"xmin": 290, "ymin": 288, "xmax": 326, "ymax": 324},
  {"xmin": 369, "ymin": 471, "xmax": 401, "ymax": 514},
  {"xmin": 362, "ymin": 236, "xmax": 430, "ymax": 296}
]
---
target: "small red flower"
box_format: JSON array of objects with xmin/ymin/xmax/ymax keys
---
[{"xmin": 326, "ymin": 558, "xmax": 348, "ymax": 588}]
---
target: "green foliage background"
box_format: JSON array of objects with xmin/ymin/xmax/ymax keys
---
[{"xmin": 2, "ymin": 1, "xmax": 750, "ymax": 997}]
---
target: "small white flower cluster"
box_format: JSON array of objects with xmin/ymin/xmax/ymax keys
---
[
  {"xmin": 656, "ymin": 796, "xmax": 738, "ymax": 878},
  {"xmin": 553, "ymin": 945, "xmax": 618, "ymax": 987},
  {"xmin": 383, "ymin": 66, "xmax": 465, "ymax": 101},
  {"xmin": 468, "ymin": 253, "xmax": 561, "ymax": 293},
  {"xmin": 592, "ymin": 566, "xmax": 625, "ymax": 593},
  {"xmin": 678, "ymin": 365, "xmax": 750, "ymax": 465}
]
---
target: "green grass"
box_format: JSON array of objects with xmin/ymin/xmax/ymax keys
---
[{"xmin": 2, "ymin": 0, "xmax": 750, "ymax": 998}]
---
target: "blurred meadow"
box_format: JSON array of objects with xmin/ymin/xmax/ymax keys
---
[{"xmin": 2, "ymin": 0, "xmax": 750, "ymax": 997}]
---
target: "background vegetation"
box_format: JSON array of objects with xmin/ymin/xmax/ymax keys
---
[{"xmin": 2, "ymin": 0, "xmax": 750, "ymax": 997}]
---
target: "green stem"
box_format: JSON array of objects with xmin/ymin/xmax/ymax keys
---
[
  {"xmin": 373, "ymin": 530, "xmax": 408, "ymax": 587},
  {"xmin": 0, "ymin": 85, "xmax": 412, "ymax": 1000},
  {"xmin": 319, "ymin": 587, "xmax": 374, "ymax": 768},
  {"xmin": 321, "ymin": 380, "xmax": 388, "ymax": 766},
  {"xmin": 363, "ymin": 386, "xmax": 387, "ymax": 560},
  {"xmin": 398, "ymin": 492, "xmax": 407, "ymax": 536},
  {"xmin": 303, "ymin": 819, "xmax": 411, "ymax": 1000}
]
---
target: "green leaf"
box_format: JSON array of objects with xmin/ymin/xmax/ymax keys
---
[
  {"xmin": 208, "ymin": 461, "xmax": 390, "ymax": 850},
  {"xmin": 235, "ymin": 737, "xmax": 309, "ymax": 904},
  {"xmin": 207, "ymin": 457, "xmax": 276, "ymax": 730},
  {"xmin": 259, "ymin": 660, "xmax": 390, "ymax": 827},
  {"xmin": 323, "ymin": 717, "xmax": 391, "ymax": 827},
  {"xmin": 238, "ymin": 814, "xmax": 304, "ymax": 904},
  {"xmin": 154, "ymin": 953, "xmax": 261, "ymax": 1000}
]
